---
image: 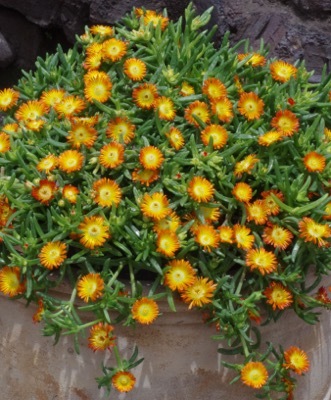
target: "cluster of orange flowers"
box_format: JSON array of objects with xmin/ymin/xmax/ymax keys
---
[{"xmin": 0, "ymin": 4, "xmax": 331, "ymax": 397}]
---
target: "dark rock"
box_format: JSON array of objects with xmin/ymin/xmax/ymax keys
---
[{"xmin": 0, "ymin": 32, "xmax": 14, "ymax": 68}]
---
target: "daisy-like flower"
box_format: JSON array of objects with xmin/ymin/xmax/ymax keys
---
[
  {"xmin": 237, "ymin": 92, "xmax": 264, "ymax": 120},
  {"xmin": 84, "ymin": 51, "xmax": 103, "ymax": 70},
  {"xmin": 139, "ymin": 146, "xmax": 164, "ymax": 170},
  {"xmin": 0, "ymin": 196, "xmax": 14, "ymax": 227},
  {"xmin": 15, "ymin": 100, "xmax": 48, "ymax": 131},
  {"xmin": 263, "ymin": 224, "xmax": 293, "ymax": 250},
  {"xmin": 140, "ymin": 192, "xmax": 170, "ymax": 220},
  {"xmin": 37, "ymin": 154, "xmax": 58, "ymax": 174},
  {"xmin": 84, "ymin": 74, "xmax": 112, "ymax": 103},
  {"xmin": 132, "ymin": 168, "xmax": 159, "ymax": 186},
  {"xmin": 246, "ymin": 248, "xmax": 278, "ymax": 275},
  {"xmin": 234, "ymin": 154, "xmax": 259, "ymax": 177},
  {"xmin": 143, "ymin": 10, "xmax": 169, "ymax": 30},
  {"xmin": 39, "ymin": 241, "xmax": 67, "ymax": 270},
  {"xmin": 323, "ymin": 202, "xmax": 331, "ymax": 221},
  {"xmin": 180, "ymin": 81, "xmax": 195, "ymax": 96},
  {"xmin": 89, "ymin": 25, "xmax": 114, "ymax": 37},
  {"xmin": 198, "ymin": 205, "xmax": 221, "ymax": 223},
  {"xmin": 246, "ymin": 200, "xmax": 269, "ymax": 225},
  {"xmin": 187, "ymin": 176, "xmax": 214, "ymax": 203},
  {"xmin": 238, "ymin": 53, "xmax": 266, "ymax": 67},
  {"xmin": 264, "ymin": 281, "xmax": 293, "ymax": 310},
  {"xmin": 0, "ymin": 133, "xmax": 10, "ymax": 153},
  {"xmin": 232, "ymin": 182, "xmax": 253, "ymax": 203},
  {"xmin": 77, "ymin": 273, "xmax": 105, "ymax": 302},
  {"xmin": 1, "ymin": 123, "xmax": 19, "ymax": 134},
  {"xmin": 202, "ymin": 77, "xmax": 227, "ymax": 100},
  {"xmin": 67, "ymin": 121, "xmax": 98, "ymax": 148},
  {"xmin": 200, "ymin": 124, "xmax": 228, "ymax": 149},
  {"xmin": 210, "ymin": 97, "xmax": 234, "ymax": 123},
  {"xmin": 132, "ymin": 297, "xmax": 159, "ymax": 324},
  {"xmin": 62, "ymin": 184, "xmax": 79, "ymax": 204},
  {"xmin": 184, "ymin": 101, "xmax": 210, "ymax": 127},
  {"xmin": 283, "ymin": 346, "xmax": 310, "ymax": 375},
  {"xmin": 112, "ymin": 371, "xmax": 136, "ymax": 393},
  {"xmin": 40, "ymin": 88, "xmax": 66, "ymax": 108},
  {"xmin": 166, "ymin": 127, "xmax": 185, "ymax": 150},
  {"xmin": 153, "ymin": 211, "xmax": 180, "ymax": 233},
  {"xmin": 270, "ymin": 60, "xmax": 298, "ymax": 83},
  {"xmin": 123, "ymin": 58, "xmax": 147, "ymax": 81},
  {"xmin": 218, "ymin": 225, "xmax": 234, "ymax": 244},
  {"xmin": 164, "ymin": 259, "xmax": 196, "ymax": 291},
  {"xmin": 58, "ymin": 149, "xmax": 84, "ymax": 173},
  {"xmin": 154, "ymin": 96, "xmax": 176, "ymax": 121},
  {"xmin": 156, "ymin": 230, "xmax": 180, "ymax": 257},
  {"xmin": 92, "ymin": 178, "xmax": 122, "ymax": 207},
  {"xmin": 315, "ymin": 286, "xmax": 331, "ymax": 304},
  {"xmin": 233, "ymin": 224, "xmax": 255, "ymax": 250},
  {"xmin": 241, "ymin": 361, "xmax": 268, "ymax": 389},
  {"xmin": 324, "ymin": 127, "xmax": 331, "ymax": 141},
  {"xmin": 0, "ymin": 88, "xmax": 20, "ymax": 111},
  {"xmin": 298, "ymin": 217, "xmax": 331, "ymax": 247},
  {"xmin": 181, "ymin": 277, "xmax": 217, "ymax": 309},
  {"xmin": 271, "ymin": 110, "xmax": 299, "ymax": 136},
  {"xmin": 303, "ymin": 151, "xmax": 326, "ymax": 173},
  {"xmin": 102, "ymin": 38, "xmax": 127, "ymax": 62},
  {"xmin": 0, "ymin": 266, "xmax": 25, "ymax": 297},
  {"xmin": 31, "ymin": 179, "xmax": 57, "ymax": 205},
  {"xmin": 78, "ymin": 215, "xmax": 110, "ymax": 249},
  {"xmin": 258, "ymin": 130, "xmax": 283, "ymax": 146},
  {"xmin": 99, "ymin": 142, "xmax": 125, "ymax": 169},
  {"xmin": 54, "ymin": 95, "xmax": 86, "ymax": 117},
  {"xmin": 32, "ymin": 299, "xmax": 45, "ymax": 323},
  {"xmin": 194, "ymin": 224, "xmax": 220, "ymax": 252},
  {"xmin": 106, "ymin": 116, "xmax": 135, "ymax": 144},
  {"xmin": 88, "ymin": 322, "xmax": 115, "ymax": 351},
  {"xmin": 261, "ymin": 189, "xmax": 284, "ymax": 216},
  {"xmin": 132, "ymin": 83, "xmax": 158, "ymax": 109}
]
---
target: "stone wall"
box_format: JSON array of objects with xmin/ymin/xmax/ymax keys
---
[{"xmin": 0, "ymin": 0, "xmax": 330, "ymax": 88}]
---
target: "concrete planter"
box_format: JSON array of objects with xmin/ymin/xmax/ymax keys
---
[{"xmin": 1, "ymin": 282, "xmax": 331, "ymax": 400}]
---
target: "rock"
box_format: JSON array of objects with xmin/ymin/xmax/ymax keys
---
[{"xmin": 0, "ymin": 32, "xmax": 14, "ymax": 68}]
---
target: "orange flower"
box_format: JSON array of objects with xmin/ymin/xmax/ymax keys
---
[
  {"xmin": 271, "ymin": 110, "xmax": 299, "ymax": 136},
  {"xmin": 323, "ymin": 202, "xmax": 331, "ymax": 221},
  {"xmin": 77, "ymin": 273, "xmax": 105, "ymax": 302},
  {"xmin": 0, "ymin": 88, "xmax": 20, "ymax": 111},
  {"xmin": 0, "ymin": 133, "xmax": 10, "ymax": 153},
  {"xmin": 39, "ymin": 241, "xmax": 67, "ymax": 270},
  {"xmin": 139, "ymin": 146, "xmax": 164, "ymax": 170},
  {"xmin": 258, "ymin": 130, "xmax": 283, "ymax": 146},
  {"xmin": 78, "ymin": 215, "xmax": 110, "ymax": 249},
  {"xmin": 40, "ymin": 88, "xmax": 66, "ymax": 108},
  {"xmin": 143, "ymin": 10, "xmax": 169, "ymax": 30},
  {"xmin": 315, "ymin": 286, "xmax": 331, "ymax": 304},
  {"xmin": 112, "ymin": 371, "xmax": 136, "ymax": 393},
  {"xmin": 181, "ymin": 277, "xmax": 217, "ymax": 309},
  {"xmin": 54, "ymin": 95, "xmax": 86, "ymax": 117},
  {"xmin": 218, "ymin": 226, "xmax": 234, "ymax": 244},
  {"xmin": 303, "ymin": 151, "xmax": 326, "ymax": 173},
  {"xmin": 184, "ymin": 101, "xmax": 210, "ymax": 127},
  {"xmin": 270, "ymin": 60, "xmax": 297, "ymax": 83},
  {"xmin": 194, "ymin": 224, "xmax": 220, "ymax": 252},
  {"xmin": 84, "ymin": 74, "xmax": 112, "ymax": 103},
  {"xmin": 198, "ymin": 205, "xmax": 221, "ymax": 223},
  {"xmin": 263, "ymin": 224, "xmax": 293, "ymax": 250},
  {"xmin": 124, "ymin": 58, "xmax": 147, "ymax": 81},
  {"xmin": 62, "ymin": 184, "xmax": 79, "ymax": 204},
  {"xmin": 15, "ymin": 100, "xmax": 48, "ymax": 130},
  {"xmin": 0, "ymin": 266, "xmax": 25, "ymax": 297},
  {"xmin": 238, "ymin": 53, "xmax": 266, "ymax": 67},
  {"xmin": 233, "ymin": 224, "xmax": 255, "ymax": 250},
  {"xmin": 166, "ymin": 127, "xmax": 185, "ymax": 150},
  {"xmin": 156, "ymin": 230, "xmax": 180, "ymax": 257},
  {"xmin": 58, "ymin": 149, "xmax": 84, "ymax": 173},
  {"xmin": 200, "ymin": 124, "xmax": 228, "ymax": 149},
  {"xmin": 153, "ymin": 211, "xmax": 180, "ymax": 233},
  {"xmin": 187, "ymin": 176, "xmax": 214, "ymax": 203},
  {"xmin": 264, "ymin": 281, "xmax": 293, "ymax": 310},
  {"xmin": 234, "ymin": 154, "xmax": 259, "ymax": 177},
  {"xmin": 89, "ymin": 25, "xmax": 113, "ymax": 37},
  {"xmin": 106, "ymin": 116, "xmax": 135, "ymax": 143},
  {"xmin": 99, "ymin": 142, "xmax": 125, "ymax": 168},
  {"xmin": 246, "ymin": 248, "xmax": 278, "ymax": 275},
  {"xmin": 241, "ymin": 361, "xmax": 268, "ymax": 389},
  {"xmin": 67, "ymin": 121, "xmax": 98, "ymax": 148},
  {"xmin": 164, "ymin": 259, "xmax": 196, "ymax": 291},
  {"xmin": 140, "ymin": 192, "xmax": 170, "ymax": 220},
  {"xmin": 261, "ymin": 190, "xmax": 284, "ymax": 216},
  {"xmin": 92, "ymin": 178, "xmax": 122, "ymax": 207},
  {"xmin": 32, "ymin": 299, "xmax": 45, "ymax": 323},
  {"xmin": 180, "ymin": 81, "xmax": 195, "ymax": 96},
  {"xmin": 132, "ymin": 168, "xmax": 159, "ymax": 186},
  {"xmin": 154, "ymin": 96, "xmax": 176, "ymax": 120},
  {"xmin": 283, "ymin": 346, "xmax": 310, "ymax": 375},
  {"xmin": 88, "ymin": 322, "xmax": 115, "ymax": 351},
  {"xmin": 237, "ymin": 92, "xmax": 264, "ymax": 120},
  {"xmin": 298, "ymin": 217, "xmax": 331, "ymax": 247},
  {"xmin": 37, "ymin": 154, "xmax": 58, "ymax": 173},
  {"xmin": 132, "ymin": 297, "xmax": 159, "ymax": 324},
  {"xmin": 232, "ymin": 182, "xmax": 253, "ymax": 203},
  {"xmin": 102, "ymin": 38, "xmax": 127, "ymax": 62},
  {"xmin": 202, "ymin": 77, "xmax": 227, "ymax": 100},
  {"xmin": 31, "ymin": 179, "xmax": 57, "ymax": 205},
  {"xmin": 133, "ymin": 83, "xmax": 158, "ymax": 109},
  {"xmin": 246, "ymin": 200, "xmax": 269, "ymax": 225},
  {"xmin": 210, "ymin": 97, "xmax": 234, "ymax": 123}
]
